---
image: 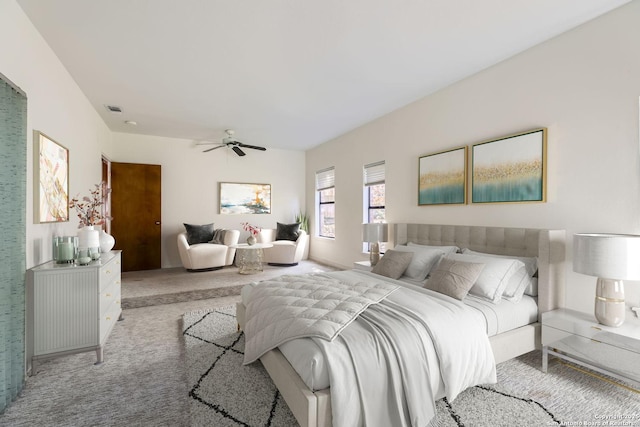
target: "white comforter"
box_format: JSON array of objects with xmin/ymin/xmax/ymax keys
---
[
  {"xmin": 243, "ymin": 272, "xmax": 399, "ymax": 364},
  {"xmin": 245, "ymin": 270, "xmax": 496, "ymax": 427}
]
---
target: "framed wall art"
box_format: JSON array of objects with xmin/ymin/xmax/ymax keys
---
[
  {"xmin": 418, "ymin": 146, "xmax": 467, "ymax": 205},
  {"xmin": 471, "ymin": 128, "xmax": 547, "ymax": 204},
  {"xmin": 34, "ymin": 130, "xmax": 69, "ymax": 223},
  {"xmin": 219, "ymin": 182, "xmax": 271, "ymax": 214}
]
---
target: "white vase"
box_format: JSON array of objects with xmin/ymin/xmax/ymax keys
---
[
  {"xmin": 78, "ymin": 225, "xmax": 99, "ymax": 248},
  {"xmin": 78, "ymin": 226, "xmax": 100, "ymax": 258},
  {"xmin": 247, "ymin": 235, "xmax": 256, "ymax": 246},
  {"xmin": 100, "ymin": 230, "xmax": 116, "ymax": 253}
]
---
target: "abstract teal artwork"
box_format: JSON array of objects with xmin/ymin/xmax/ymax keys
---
[
  {"xmin": 419, "ymin": 146, "xmax": 467, "ymax": 205},
  {"xmin": 472, "ymin": 129, "xmax": 547, "ymax": 204}
]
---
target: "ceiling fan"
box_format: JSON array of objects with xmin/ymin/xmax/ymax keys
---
[{"xmin": 198, "ymin": 129, "xmax": 266, "ymax": 156}]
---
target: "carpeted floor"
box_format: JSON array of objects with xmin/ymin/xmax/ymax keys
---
[
  {"xmin": 4, "ymin": 260, "xmax": 639, "ymax": 426},
  {"xmin": 0, "ymin": 260, "xmax": 336, "ymax": 427},
  {"xmin": 183, "ymin": 307, "xmax": 640, "ymax": 427}
]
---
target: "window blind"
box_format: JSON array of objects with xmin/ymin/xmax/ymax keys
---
[
  {"xmin": 315, "ymin": 167, "xmax": 335, "ymax": 190},
  {"xmin": 364, "ymin": 161, "xmax": 385, "ymax": 186}
]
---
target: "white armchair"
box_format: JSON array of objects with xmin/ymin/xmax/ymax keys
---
[
  {"xmin": 257, "ymin": 228, "xmax": 308, "ymax": 266},
  {"xmin": 177, "ymin": 229, "xmax": 240, "ymax": 271}
]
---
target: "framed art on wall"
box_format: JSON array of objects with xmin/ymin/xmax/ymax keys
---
[
  {"xmin": 418, "ymin": 146, "xmax": 467, "ymax": 205},
  {"xmin": 219, "ymin": 182, "xmax": 271, "ymax": 214},
  {"xmin": 34, "ymin": 130, "xmax": 69, "ymax": 223},
  {"xmin": 471, "ymin": 128, "xmax": 547, "ymax": 204}
]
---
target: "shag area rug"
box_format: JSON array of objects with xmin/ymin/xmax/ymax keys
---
[{"xmin": 184, "ymin": 307, "xmax": 640, "ymax": 427}]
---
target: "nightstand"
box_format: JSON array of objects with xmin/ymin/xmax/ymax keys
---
[
  {"xmin": 353, "ymin": 261, "xmax": 372, "ymax": 271},
  {"xmin": 541, "ymin": 308, "xmax": 640, "ymax": 388}
]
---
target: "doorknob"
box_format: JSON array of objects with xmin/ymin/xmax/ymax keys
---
[{"xmin": 155, "ymin": 221, "xmax": 161, "ymax": 225}]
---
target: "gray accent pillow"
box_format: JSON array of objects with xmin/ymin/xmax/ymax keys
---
[
  {"xmin": 209, "ymin": 228, "xmax": 227, "ymax": 245},
  {"xmin": 371, "ymin": 249, "xmax": 414, "ymax": 280},
  {"xmin": 276, "ymin": 222, "xmax": 301, "ymax": 241},
  {"xmin": 183, "ymin": 223, "xmax": 214, "ymax": 245},
  {"xmin": 446, "ymin": 253, "xmax": 524, "ymax": 304},
  {"xmin": 425, "ymin": 258, "xmax": 485, "ymax": 300}
]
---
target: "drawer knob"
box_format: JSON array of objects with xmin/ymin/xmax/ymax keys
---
[
  {"xmin": 591, "ymin": 326, "xmax": 602, "ymax": 331},
  {"xmin": 106, "ymin": 316, "xmax": 111, "ymax": 321},
  {"xmin": 106, "ymin": 293, "xmax": 111, "ymax": 297}
]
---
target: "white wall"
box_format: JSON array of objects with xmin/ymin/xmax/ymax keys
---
[
  {"xmin": 0, "ymin": 0, "xmax": 114, "ymax": 269},
  {"xmin": 110, "ymin": 133, "xmax": 306, "ymax": 268},
  {"xmin": 306, "ymin": 2, "xmax": 640, "ymax": 314}
]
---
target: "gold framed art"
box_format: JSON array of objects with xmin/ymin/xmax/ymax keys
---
[
  {"xmin": 34, "ymin": 130, "xmax": 69, "ymax": 223},
  {"xmin": 471, "ymin": 128, "xmax": 547, "ymax": 204},
  {"xmin": 418, "ymin": 146, "xmax": 467, "ymax": 206}
]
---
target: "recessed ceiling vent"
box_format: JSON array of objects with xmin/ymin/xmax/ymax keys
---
[{"xmin": 105, "ymin": 105, "xmax": 122, "ymax": 114}]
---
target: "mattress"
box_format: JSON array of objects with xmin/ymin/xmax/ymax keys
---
[{"xmin": 241, "ymin": 271, "xmax": 538, "ymax": 392}]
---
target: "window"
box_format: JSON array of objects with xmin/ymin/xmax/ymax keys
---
[
  {"xmin": 316, "ymin": 167, "xmax": 335, "ymax": 238},
  {"xmin": 364, "ymin": 161, "xmax": 386, "ymax": 250}
]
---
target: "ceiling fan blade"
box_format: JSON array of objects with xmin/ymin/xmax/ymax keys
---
[
  {"xmin": 203, "ymin": 145, "xmax": 225, "ymax": 153},
  {"xmin": 232, "ymin": 146, "xmax": 246, "ymax": 156},
  {"xmin": 237, "ymin": 142, "xmax": 267, "ymax": 151}
]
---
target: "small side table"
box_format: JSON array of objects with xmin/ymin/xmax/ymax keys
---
[
  {"xmin": 232, "ymin": 243, "xmax": 273, "ymax": 274},
  {"xmin": 541, "ymin": 308, "xmax": 640, "ymax": 389},
  {"xmin": 353, "ymin": 261, "xmax": 373, "ymax": 272}
]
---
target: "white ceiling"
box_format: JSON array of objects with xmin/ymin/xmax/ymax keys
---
[{"xmin": 17, "ymin": 0, "xmax": 629, "ymax": 151}]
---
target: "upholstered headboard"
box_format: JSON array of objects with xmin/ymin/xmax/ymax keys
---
[{"xmin": 392, "ymin": 224, "xmax": 566, "ymax": 316}]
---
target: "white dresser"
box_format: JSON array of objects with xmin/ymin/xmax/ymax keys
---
[{"xmin": 27, "ymin": 251, "xmax": 122, "ymax": 373}]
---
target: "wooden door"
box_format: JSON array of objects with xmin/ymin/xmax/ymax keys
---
[{"xmin": 111, "ymin": 162, "xmax": 161, "ymax": 272}]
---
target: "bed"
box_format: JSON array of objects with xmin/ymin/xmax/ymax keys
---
[{"xmin": 236, "ymin": 223, "xmax": 566, "ymax": 427}]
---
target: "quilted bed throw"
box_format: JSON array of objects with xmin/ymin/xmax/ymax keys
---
[{"xmin": 243, "ymin": 272, "xmax": 399, "ymax": 364}]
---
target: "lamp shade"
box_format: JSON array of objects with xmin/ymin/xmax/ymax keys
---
[
  {"xmin": 573, "ymin": 233, "xmax": 640, "ymax": 280},
  {"xmin": 362, "ymin": 223, "xmax": 388, "ymax": 243}
]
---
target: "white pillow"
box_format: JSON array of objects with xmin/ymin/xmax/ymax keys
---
[
  {"xmin": 461, "ymin": 249, "xmax": 537, "ymax": 302},
  {"xmin": 393, "ymin": 245, "xmax": 446, "ymax": 280},
  {"xmin": 525, "ymin": 277, "xmax": 538, "ymax": 297},
  {"xmin": 446, "ymin": 253, "xmax": 525, "ymax": 304},
  {"xmin": 461, "ymin": 248, "xmax": 537, "ymax": 277},
  {"xmin": 407, "ymin": 242, "xmax": 459, "ymax": 255}
]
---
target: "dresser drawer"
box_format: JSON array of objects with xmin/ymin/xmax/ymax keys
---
[
  {"xmin": 99, "ymin": 303, "xmax": 121, "ymax": 343},
  {"xmin": 100, "ymin": 267, "xmax": 120, "ymax": 291},
  {"xmin": 100, "ymin": 282, "xmax": 121, "ymax": 314}
]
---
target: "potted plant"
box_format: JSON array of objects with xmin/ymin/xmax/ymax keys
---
[{"xmin": 241, "ymin": 222, "xmax": 261, "ymax": 245}]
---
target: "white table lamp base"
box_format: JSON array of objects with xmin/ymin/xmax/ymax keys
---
[{"xmin": 595, "ymin": 278, "xmax": 625, "ymax": 327}]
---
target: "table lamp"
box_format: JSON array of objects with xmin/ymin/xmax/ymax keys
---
[
  {"xmin": 362, "ymin": 223, "xmax": 388, "ymax": 266},
  {"xmin": 573, "ymin": 233, "xmax": 640, "ymax": 327}
]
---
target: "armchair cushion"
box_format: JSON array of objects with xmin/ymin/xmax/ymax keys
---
[
  {"xmin": 209, "ymin": 228, "xmax": 227, "ymax": 244},
  {"xmin": 183, "ymin": 223, "xmax": 215, "ymax": 245},
  {"xmin": 275, "ymin": 222, "xmax": 301, "ymax": 241}
]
